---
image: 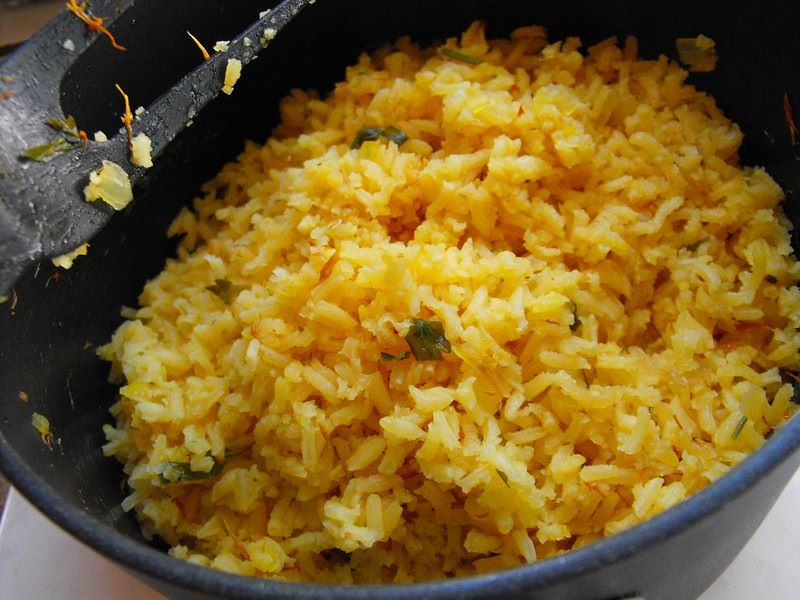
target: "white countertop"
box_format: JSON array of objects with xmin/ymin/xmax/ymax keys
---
[{"xmin": 1, "ymin": 470, "xmax": 799, "ymax": 599}]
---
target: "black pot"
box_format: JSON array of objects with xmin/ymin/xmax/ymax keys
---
[{"xmin": 1, "ymin": 1, "xmax": 799, "ymax": 599}]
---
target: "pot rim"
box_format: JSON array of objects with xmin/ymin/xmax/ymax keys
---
[
  {"xmin": 2, "ymin": 0, "xmax": 800, "ymax": 596},
  {"xmin": 2, "ymin": 410, "xmax": 799, "ymax": 599}
]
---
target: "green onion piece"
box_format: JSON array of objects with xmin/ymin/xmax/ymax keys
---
[
  {"xmin": 781, "ymin": 370, "xmax": 800, "ymax": 404},
  {"xmin": 46, "ymin": 115, "xmax": 81, "ymax": 141},
  {"xmin": 381, "ymin": 126, "xmax": 408, "ymax": 146},
  {"xmin": 405, "ymin": 318, "xmax": 451, "ymax": 361},
  {"xmin": 496, "ymin": 469, "xmax": 510, "ymax": 487},
  {"xmin": 207, "ymin": 279, "xmax": 239, "ymax": 304},
  {"xmin": 380, "ymin": 351, "xmax": 410, "ymax": 361},
  {"xmin": 351, "ymin": 125, "xmax": 409, "ymax": 149},
  {"xmin": 675, "ymin": 36, "xmax": 717, "ymax": 73},
  {"xmin": 158, "ymin": 459, "xmax": 224, "ymax": 484},
  {"xmin": 682, "ymin": 237, "xmax": 709, "ymax": 253},
  {"xmin": 21, "ymin": 138, "xmax": 73, "ymax": 161},
  {"xmin": 569, "ymin": 301, "xmax": 582, "ymax": 332},
  {"xmin": 440, "ymin": 47, "xmax": 482, "ymax": 64},
  {"xmin": 321, "ymin": 548, "xmax": 351, "ymax": 564},
  {"xmin": 732, "ymin": 415, "xmax": 748, "ymax": 439},
  {"xmin": 20, "ymin": 114, "xmax": 85, "ymax": 162},
  {"xmin": 351, "ymin": 126, "xmax": 383, "ymax": 149}
]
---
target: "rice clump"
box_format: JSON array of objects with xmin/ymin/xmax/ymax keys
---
[{"xmin": 100, "ymin": 22, "xmax": 800, "ymax": 583}]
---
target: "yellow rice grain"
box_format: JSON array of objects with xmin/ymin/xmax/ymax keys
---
[{"xmin": 100, "ymin": 22, "xmax": 800, "ymax": 583}]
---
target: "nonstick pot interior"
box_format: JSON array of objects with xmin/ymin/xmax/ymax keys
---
[{"xmin": 1, "ymin": 1, "xmax": 799, "ymax": 599}]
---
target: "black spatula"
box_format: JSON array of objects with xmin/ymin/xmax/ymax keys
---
[{"xmin": 0, "ymin": 0, "xmax": 310, "ymax": 294}]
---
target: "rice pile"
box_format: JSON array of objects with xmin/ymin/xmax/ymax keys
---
[{"xmin": 100, "ymin": 22, "xmax": 800, "ymax": 583}]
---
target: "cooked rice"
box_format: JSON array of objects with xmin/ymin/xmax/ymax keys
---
[{"xmin": 99, "ymin": 22, "xmax": 800, "ymax": 583}]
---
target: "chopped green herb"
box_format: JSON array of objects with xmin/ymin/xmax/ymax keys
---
[
  {"xmin": 207, "ymin": 279, "xmax": 239, "ymax": 304},
  {"xmin": 781, "ymin": 370, "xmax": 800, "ymax": 404},
  {"xmin": 405, "ymin": 318, "xmax": 452, "ymax": 360},
  {"xmin": 20, "ymin": 115, "xmax": 87, "ymax": 162},
  {"xmin": 765, "ymin": 275, "xmax": 778, "ymax": 284},
  {"xmin": 381, "ymin": 126, "xmax": 408, "ymax": 146},
  {"xmin": 440, "ymin": 47, "xmax": 482, "ymax": 64},
  {"xmin": 46, "ymin": 116, "xmax": 83, "ymax": 140},
  {"xmin": 568, "ymin": 300, "xmax": 582, "ymax": 332},
  {"xmin": 351, "ymin": 125, "xmax": 409, "ymax": 149},
  {"xmin": 21, "ymin": 137, "xmax": 73, "ymax": 161},
  {"xmin": 351, "ymin": 126, "xmax": 383, "ymax": 149},
  {"xmin": 158, "ymin": 459, "xmax": 224, "ymax": 484},
  {"xmin": 321, "ymin": 548, "xmax": 351, "ymax": 563},
  {"xmin": 380, "ymin": 351, "xmax": 410, "ymax": 361},
  {"xmin": 732, "ymin": 415, "xmax": 747, "ymax": 439},
  {"xmin": 496, "ymin": 469, "xmax": 510, "ymax": 487},
  {"xmin": 682, "ymin": 238, "xmax": 709, "ymax": 253},
  {"xmin": 675, "ymin": 35, "xmax": 717, "ymax": 73}
]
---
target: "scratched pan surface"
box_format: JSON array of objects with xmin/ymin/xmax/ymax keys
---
[
  {"xmin": 0, "ymin": 0, "xmax": 307, "ymax": 288},
  {"xmin": 0, "ymin": 1, "xmax": 799, "ymax": 599}
]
